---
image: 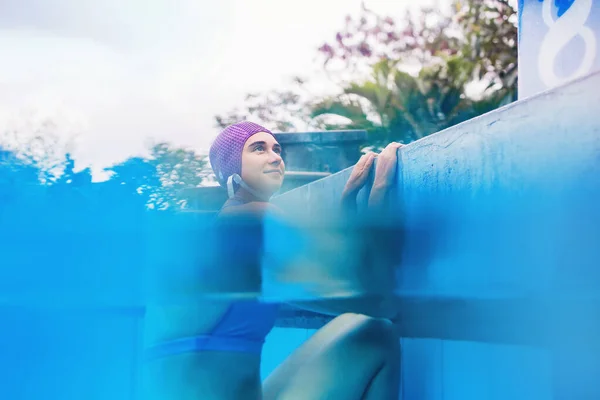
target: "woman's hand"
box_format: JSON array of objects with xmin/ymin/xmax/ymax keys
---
[
  {"xmin": 341, "ymin": 151, "xmax": 377, "ymax": 209},
  {"xmin": 369, "ymin": 142, "xmax": 403, "ymax": 209}
]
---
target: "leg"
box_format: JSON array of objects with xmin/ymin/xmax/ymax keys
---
[{"xmin": 263, "ymin": 313, "xmax": 401, "ymax": 400}]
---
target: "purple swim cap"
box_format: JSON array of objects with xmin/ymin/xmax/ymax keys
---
[{"xmin": 209, "ymin": 121, "xmax": 274, "ymax": 187}]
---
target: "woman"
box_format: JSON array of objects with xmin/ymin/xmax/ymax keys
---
[{"xmin": 144, "ymin": 121, "xmax": 403, "ymax": 399}]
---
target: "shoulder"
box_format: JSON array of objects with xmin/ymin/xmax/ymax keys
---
[{"xmin": 219, "ymin": 202, "xmax": 282, "ymax": 218}]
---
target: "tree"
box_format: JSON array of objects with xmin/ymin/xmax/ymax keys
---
[
  {"xmin": 0, "ymin": 105, "xmax": 84, "ymax": 184},
  {"xmin": 312, "ymin": 0, "xmax": 518, "ymax": 146},
  {"xmin": 106, "ymin": 142, "xmax": 212, "ymax": 210},
  {"xmin": 311, "ymin": 56, "xmax": 478, "ymax": 147},
  {"xmin": 214, "ymin": 0, "xmax": 518, "ymax": 149},
  {"xmin": 317, "ymin": 0, "xmax": 518, "ymax": 97},
  {"xmin": 54, "ymin": 153, "xmax": 93, "ymax": 186},
  {"xmin": 316, "ymin": 2, "xmax": 461, "ymax": 70},
  {"xmin": 0, "ymin": 148, "xmax": 42, "ymax": 185},
  {"xmin": 454, "ymin": 0, "xmax": 519, "ymax": 102},
  {"xmin": 214, "ymin": 77, "xmax": 320, "ymax": 133}
]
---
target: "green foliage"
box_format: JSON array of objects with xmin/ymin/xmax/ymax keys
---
[
  {"xmin": 215, "ymin": 78, "xmax": 317, "ymax": 133},
  {"xmin": 215, "ymin": 0, "xmax": 518, "ymax": 150},
  {"xmin": 317, "ymin": 2, "xmax": 461, "ymax": 69},
  {"xmin": 107, "ymin": 142, "xmax": 211, "ymax": 210},
  {"xmin": 1, "ymin": 106, "xmax": 212, "ymax": 211},
  {"xmin": 454, "ymin": 0, "xmax": 519, "ymax": 101},
  {"xmin": 1, "ymin": 136, "xmax": 211, "ymax": 210}
]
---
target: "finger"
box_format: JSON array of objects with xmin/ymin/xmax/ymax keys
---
[
  {"xmin": 380, "ymin": 147, "xmax": 396, "ymax": 158},
  {"xmin": 358, "ymin": 153, "xmax": 376, "ymax": 174},
  {"xmin": 363, "ymin": 151, "xmax": 377, "ymax": 160},
  {"xmin": 353, "ymin": 153, "xmax": 375, "ymax": 176},
  {"xmin": 385, "ymin": 142, "xmax": 402, "ymax": 150},
  {"xmin": 356, "ymin": 152, "xmax": 372, "ymax": 167},
  {"xmin": 380, "ymin": 142, "xmax": 402, "ymax": 157}
]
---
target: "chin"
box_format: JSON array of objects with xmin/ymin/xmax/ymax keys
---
[
  {"xmin": 269, "ymin": 185, "xmax": 283, "ymax": 196},
  {"xmin": 264, "ymin": 184, "xmax": 282, "ymax": 197},
  {"xmin": 262, "ymin": 177, "xmax": 283, "ymax": 192}
]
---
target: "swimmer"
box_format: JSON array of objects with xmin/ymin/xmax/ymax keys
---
[{"xmin": 143, "ymin": 122, "xmax": 403, "ymax": 399}]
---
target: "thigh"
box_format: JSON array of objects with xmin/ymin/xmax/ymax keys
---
[{"xmin": 262, "ymin": 313, "xmax": 400, "ymax": 400}]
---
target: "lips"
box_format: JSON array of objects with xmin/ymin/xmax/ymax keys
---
[{"xmin": 264, "ymin": 170, "xmax": 283, "ymax": 176}]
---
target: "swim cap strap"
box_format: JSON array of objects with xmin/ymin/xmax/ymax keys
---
[
  {"xmin": 227, "ymin": 173, "xmax": 271, "ymax": 201},
  {"xmin": 226, "ymin": 175, "xmax": 236, "ymax": 199}
]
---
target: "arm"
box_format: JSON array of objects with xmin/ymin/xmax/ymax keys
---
[
  {"xmin": 288, "ymin": 143, "xmax": 404, "ymax": 319},
  {"xmin": 340, "ymin": 151, "xmax": 376, "ymax": 214},
  {"xmin": 368, "ymin": 142, "xmax": 402, "ymax": 210}
]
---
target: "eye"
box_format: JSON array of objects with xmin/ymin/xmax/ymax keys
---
[
  {"xmin": 254, "ymin": 144, "xmax": 265, "ymax": 152},
  {"xmin": 274, "ymin": 147, "xmax": 282, "ymax": 155}
]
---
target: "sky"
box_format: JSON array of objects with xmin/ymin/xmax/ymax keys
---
[{"xmin": 0, "ymin": 0, "xmax": 450, "ymax": 179}]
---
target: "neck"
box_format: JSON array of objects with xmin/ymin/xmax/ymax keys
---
[{"xmin": 235, "ymin": 186, "xmax": 270, "ymax": 203}]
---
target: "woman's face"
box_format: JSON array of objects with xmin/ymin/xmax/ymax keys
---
[{"xmin": 241, "ymin": 131, "xmax": 285, "ymax": 198}]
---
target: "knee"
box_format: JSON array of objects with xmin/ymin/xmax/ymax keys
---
[{"xmin": 337, "ymin": 313, "xmax": 400, "ymax": 357}]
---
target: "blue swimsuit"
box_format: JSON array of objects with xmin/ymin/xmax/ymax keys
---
[{"xmin": 145, "ymin": 196, "xmax": 279, "ymax": 360}]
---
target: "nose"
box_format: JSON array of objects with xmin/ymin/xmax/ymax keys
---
[{"xmin": 268, "ymin": 150, "xmax": 283, "ymax": 165}]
